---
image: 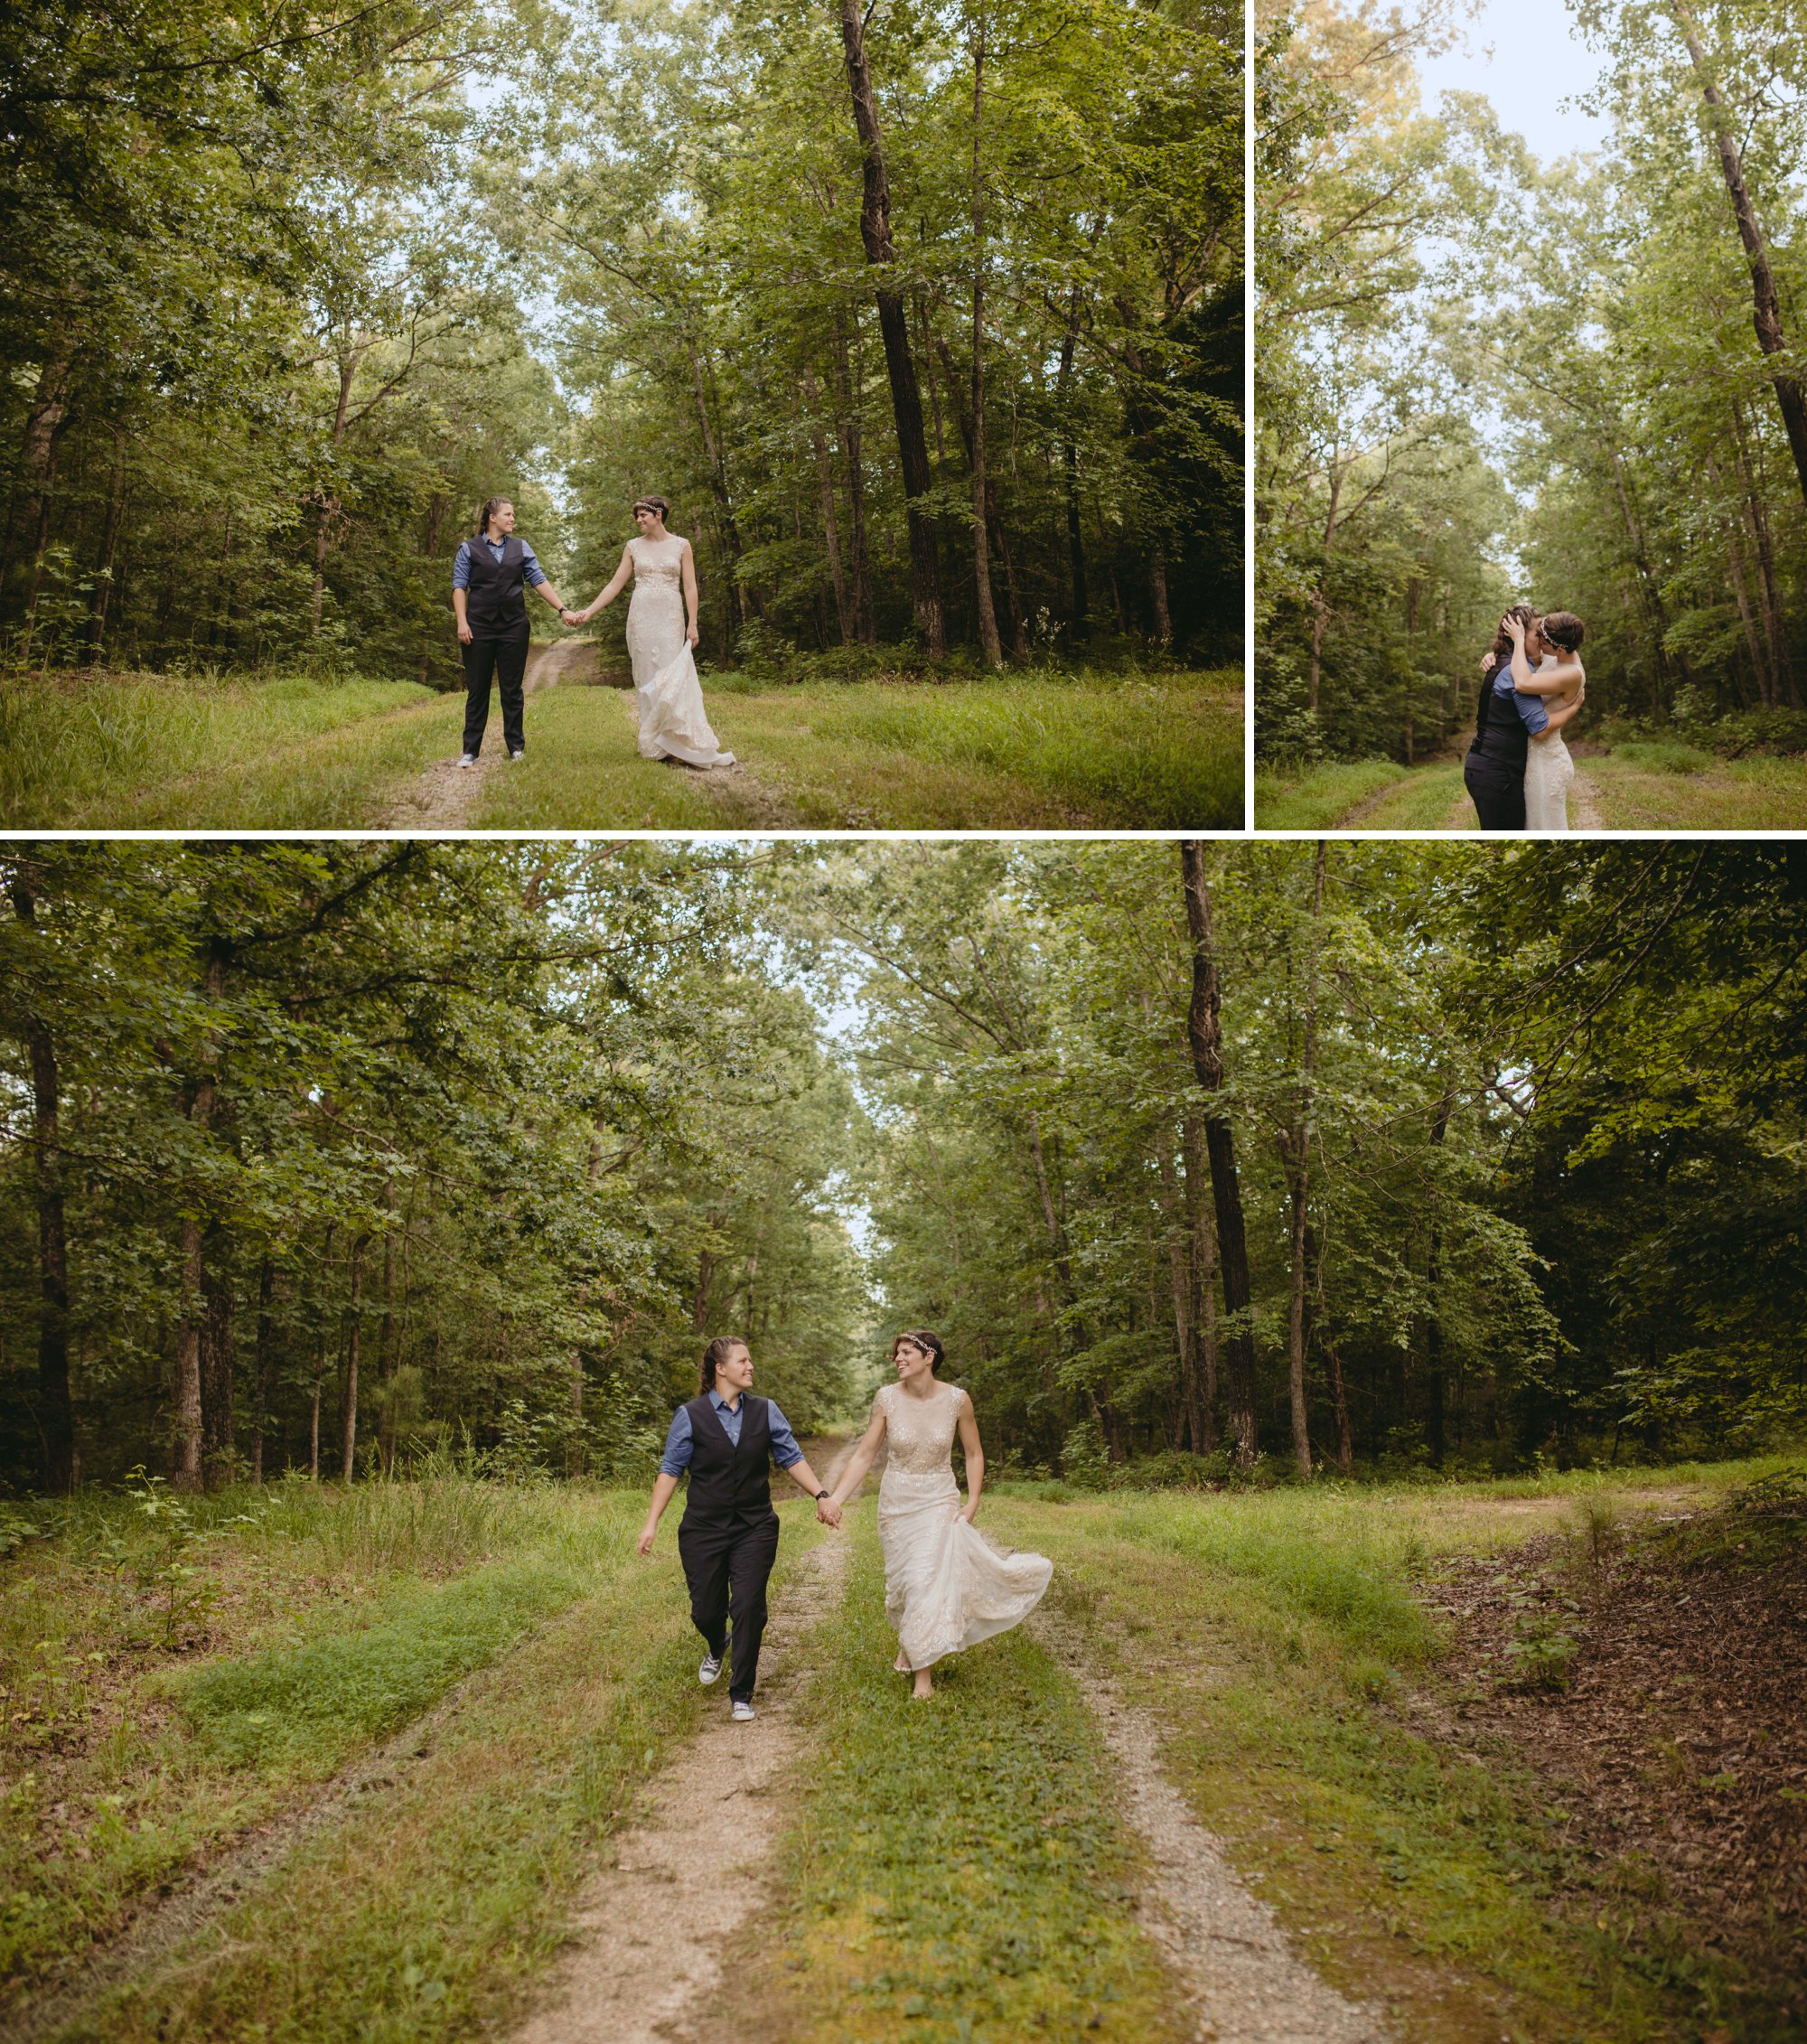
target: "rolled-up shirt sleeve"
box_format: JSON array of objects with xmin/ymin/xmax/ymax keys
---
[
  {"xmin": 452, "ymin": 539, "xmax": 473, "ymax": 592},
  {"xmin": 767, "ymin": 1402, "xmax": 803, "ymax": 1469},
  {"xmin": 520, "ymin": 539, "xmax": 547, "ymax": 588},
  {"xmin": 659, "ymin": 1405, "xmax": 694, "ymax": 1477},
  {"xmin": 1494, "ymin": 661, "xmax": 1550, "ymax": 735}
]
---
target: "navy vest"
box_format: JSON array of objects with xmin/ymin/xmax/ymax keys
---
[
  {"xmin": 464, "ymin": 535, "xmax": 529, "ymax": 636},
  {"xmin": 1468, "ymin": 658, "xmax": 1529, "ymax": 765},
  {"xmin": 679, "ymin": 1394, "xmax": 776, "ymax": 1529}
]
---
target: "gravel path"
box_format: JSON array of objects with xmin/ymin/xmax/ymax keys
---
[
  {"xmin": 1040, "ymin": 1608, "xmax": 1389, "ymax": 2044},
  {"xmin": 508, "ymin": 1529, "xmax": 850, "ymax": 2044}
]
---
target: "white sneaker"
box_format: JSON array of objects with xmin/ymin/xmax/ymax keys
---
[
  {"xmin": 457, "ymin": 753, "xmax": 477, "ymax": 769},
  {"xmin": 698, "ymin": 1652, "xmax": 723, "ymax": 1685},
  {"xmin": 508, "ymin": 749, "xmax": 524, "ymax": 762},
  {"xmin": 731, "ymin": 1700, "xmax": 755, "ymax": 1722}
]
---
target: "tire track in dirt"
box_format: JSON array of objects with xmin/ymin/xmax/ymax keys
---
[
  {"xmin": 1035, "ymin": 1603, "xmax": 1389, "ymax": 2044},
  {"xmin": 508, "ymin": 1453, "xmax": 855, "ymax": 2044}
]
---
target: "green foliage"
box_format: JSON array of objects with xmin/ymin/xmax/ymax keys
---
[{"xmin": 1259, "ymin": 0, "xmax": 1807, "ymax": 775}]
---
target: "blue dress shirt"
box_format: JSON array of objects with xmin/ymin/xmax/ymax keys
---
[
  {"xmin": 1493, "ymin": 656, "xmax": 1550, "ymax": 736},
  {"xmin": 660, "ymin": 1389, "xmax": 803, "ymax": 1477},
  {"xmin": 452, "ymin": 533, "xmax": 548, "ymax": 591}
]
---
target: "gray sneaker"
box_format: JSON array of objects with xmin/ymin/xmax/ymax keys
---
[
  {"xmin": 731, "ymin": 1700, "xmax": 755, "ymax": 1722},
  {"xmin": 698, "ymin": 1651, "xmax": 723, "ymax": 1685},
  {"xmin": 457, "ymin": 753, "xmax": 477, "ymax": 769}
]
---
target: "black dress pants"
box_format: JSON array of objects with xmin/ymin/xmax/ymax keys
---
[
  {"xmin": 461, "ymin": 631, "xmax": 529, "ymax": 756},
  {"xmin": 677, "ymin": 1511, "xmax": 781, "ymax": 1702},
  {"xmin": 1463, "ymin": 746, "xmax": 1526, "ymax": 831}
]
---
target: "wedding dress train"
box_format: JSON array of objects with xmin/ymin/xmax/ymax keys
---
[
  {"xmin": 624, "ymin": 534, "xmax": 734, "ymax": 767},
  {"xmin": 875, "ymin": 1381, "xmax": 1052, "ymax": 1671}
]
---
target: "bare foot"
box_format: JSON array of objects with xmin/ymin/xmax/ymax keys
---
[
  {"xmin": 912, "ymin": 1671, "xmax": 933, "ymax": 1701},
  {"xmin": 894, "ymin": 1652, "xmax": 910, "ymax": 1674}
]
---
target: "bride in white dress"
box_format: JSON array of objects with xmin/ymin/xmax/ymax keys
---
[
  {"xmin": 825, "ymin": 1331, "xmax": 1052, "ymax": 1700},
  {"xmin": 569, "ymin": 497, "xmax": 735, "ymax": 768},
  {"xmin": 1502, "ymin": 609, "xmax": 1588, "ymax": 831}
]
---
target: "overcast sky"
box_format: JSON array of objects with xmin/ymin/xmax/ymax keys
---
[{"xmin": 1417, "ymin": 0, "xmax": 1610, "ymax": 162}]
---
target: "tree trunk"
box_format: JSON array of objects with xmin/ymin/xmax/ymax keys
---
[
  {"xmin": 831, "ymin": 313, "xmax": 877, "ymax": 642},
  {"xmin": 1278, "ymin": 840, "xmax": 1326, "ymax": 1483},
  {"xmin": 173, "ymin": 1214, "xmax": 205, "ymax": 1492},
  {"xmin": 200, "ymin": 1229, "xmax": 235, "ymax": 1488},
  {"xmin": 87, "ymin": 425, "xmax": 128, "ymax": 663},
  {"xmin": 14, "ymin": 343, "xmax": 75, "ymax": 662},
  {"xmin": 1671, "ymin": 5, "xmax": 1807, "ymax": 509},
  {"xmin": 1180, "ymin": 841, "xmax": 1258, "ymax": 1467},
  {"xmin": 417, "ymin": 495, "xmax": 446, "ymax": 688},
  {"xmin": 1149, "ymin": 537, "xmax": 1174, "ymax": 643},
  {"xmin": 1057, "ymin": 288, "xmax": 1089, "ymax": 639},
  {"xmin": 968, "ymin": 12, "xmax": 1004, "ymax": 667},
  {"xmin": 9, "ymin": 877, "xmax": 76, "ymax": 1494},
  {"xmin": 250, "ymin": 1259, "xmax": 277, "ymax": 1485},
  {"xmin": 1423, "ymin": 1082, "xmax": 1455, "ymax": 1467},
  {"xmin": 1181, "ymin": 1114, "xmax": 1219, "ymax": 1454},
  {"xmin": 686, "ymin": 341, "xmax": 751, "ymax": 627},
  {"xmin": 802, "ymin": 369, "xmax": 855, "ymax": 642},
  {"xmin": 837, "ymin": 0, "xmax": 945, "ymax": 655},
  {"xmin": 342, "ymin": 1235, "xmax": 366, "ymax": 1482}
]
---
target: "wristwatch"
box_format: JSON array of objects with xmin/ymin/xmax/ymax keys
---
[{"xmin": 816, "ymin": 1489, "xmax": 831, "ymax": 1502}]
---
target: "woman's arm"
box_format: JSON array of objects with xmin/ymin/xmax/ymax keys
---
[
  {"xmin": 637, "ymin": 1471, "xmax": 679, "ymax": 1555},
  {"xmin": 827, "ymin": 1403, "xmax": 888, "ymax": 1508},
  {"xmin": 1539, "ymin": 684, "xmax": 1587, "ymax": 733},
  {"xmin": 579, "ymin": 548, "xmax": 635, "ymax": 623},
  {"xmin": 681, "ymin": 540, "xmax": 699, "ymax": 648},
  {"xmin": 956, "ymin": 1401, "xmax": 984, "ymax": 1523},
  {"xmin": 1510, "ymin": 643, "xmax": 1584, "ymax": 696}
]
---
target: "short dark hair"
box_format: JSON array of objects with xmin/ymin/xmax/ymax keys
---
[
  {"xmin": 890, "ymin": 1329, "xmax": 945, "ymax": 1374},
  {"xmin": 1540, "ymin": 609, "xmax": 1587, "ymax": 652},
  {"xmin": 632, "ymin": 495, "xmax": 670, "ymax": 522},
  {"xmin": 700, "ymin": 1335, "xmax": 749, "ymax": 1392},
  {"xmin": 476, "ymin": 495, "xmax": 513, "ymax": 536}
]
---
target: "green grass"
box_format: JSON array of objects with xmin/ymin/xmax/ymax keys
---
[
  {"xmin": 719, "ymin": 1511, "xmax": 1190, "ymax": 2044},
  {"xmin": 1253, "ymin": 756, "xmax": 1419, "ymax": 829},
  {"xmin": 1259, "ymin": 741, "xmax": 1807, "ymax": 831},
  {"xmin": 0, "ymin": 1477, "xmax": 659, "ymax": 1998},
  {"xmin": 65, "ymin": 1520, "xmax": 840, "ymax": 2043},
  {"xmin": 480, "ymin": 667, "xmax": 1242, "ymax": 829},
  {"xmin": 985, "ymin": 1461, "xmax": 1790, "ymax": 2044},
  {"xmin": 1586, "ymin": 748, "xmax": 1807, "ymax": 829},
  {"xmin": 0, "ymin": 666, "xmax": 449, "ymax": 827},
  {"xmin": 2, "ymin": 661, "xmax": 1241, "ymax": 830}
]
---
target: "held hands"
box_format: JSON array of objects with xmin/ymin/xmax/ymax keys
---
[
  {"xmin": 559, "ymin": 609, "xmax": 582, "ymax": 629},
  {"xmin": 816, "ymin": 1495, "xmax": 843, "ymax": 1528}
]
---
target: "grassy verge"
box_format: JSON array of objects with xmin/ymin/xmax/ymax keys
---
[
  {"xmin": 0, "ymin": 667, "xmax": 453, "ymax": 828},
  {"xmin": 59, "ymin": 1505, "xmax": 827, "ymax": 2042},
  {"xmin": 0, "ymin": 1476, "xmax": 677, "ymax": 2004},
  {"xmin": 710, "ymin": 1510, "xmax": 1190, "ymax": 2044},
  {"xmin": 985, "ymin": 1461, "xmax": 1786, "ymax": 2044},
  {"xmin": 1253, "ymin": 757, "xmax": 1416, "ymax": 830},
  {"xmin": 1586, "ymin": 749, "xmax": 1807, "ymax": 829},
  {"xmin": 479, "ymin": 669, "xmax": 1242, "ymax": 830}
]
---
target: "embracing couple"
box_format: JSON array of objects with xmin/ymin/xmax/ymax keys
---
[
  {"xmin": 638, "ymin": 1332, "xmax": 1052, "ymax": 1719},
  {"xmin": 1463, "ymin": 605, "xmax": 1588, "ymax": 831},
  {"xmin": 450, "ymin": 493, "xmax": 734, "ymax": 771}
]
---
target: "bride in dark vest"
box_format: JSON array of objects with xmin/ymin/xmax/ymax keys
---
[
  {"xmin": 824, "ymin": 1331, "xmax": 1051, "ymax": 1700},
  {"xmin": 638, "ymin": 1336, "xmax": 841, "ymax": 1721},
  {"xmin": 569, "ymin": 497, "xmax": 735, "ymax": 768}
]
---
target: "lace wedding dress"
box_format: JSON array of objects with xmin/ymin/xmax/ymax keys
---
[
  {"xmin": 875, "ymin": 1381, "xmax": 1052, "ymax": 1671},
  {"xmin": 624, "ymin": 534, "xmax": 734, "ymax": 768},
  {"xmin": 1524, "ymin": 659, "xmax": 1576, "ymax": 831}
]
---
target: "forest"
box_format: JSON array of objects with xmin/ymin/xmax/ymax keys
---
[
  {"xmin": 0, "ymin": 0, "xmax": 1241, "ymax": 684},
  {"xmin": 1256, "ymin": 0, "xmax": 1807, "ymax": 826},
  {"xmin": 5, "ymin": 838, "xmax": 1803, "ymax": 1497}
]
